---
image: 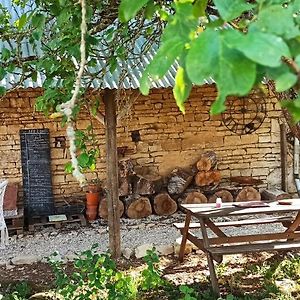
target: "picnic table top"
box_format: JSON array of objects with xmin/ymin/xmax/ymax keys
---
[{"xmin": 181, "ymin": 199, "xmax": 300, "ymax": 217}]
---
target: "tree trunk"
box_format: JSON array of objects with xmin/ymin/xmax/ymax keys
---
[
  {"xmin": 261, "ymin": 188, "xmax": 291, "ymax": 201},
  {"xmin": 235, "ymin": 187, "xmax": 261, "ymax": 202},
  {"xmin": 182, "ymin": 191, "xmax": 207, "ymax": 204},
  {"xmin": 197, "ymin": 151, "xmax": 218, "ymax": 171},
  {"xmin": 98, "ymin": 198, "xmax": 124, "ymax": 220},
  {"xmin": 133, "ymin": 174, "xmax": 163, "ymax": 195},
  {"xmin": 104, "ymin": 89, "xmax": 120, "ymax": 258},
  {"xmin": 167, "ymin": 168, "xmax": 193, "ymax": 195},
  {"xmin": 208, "ymin": 189, "xmax": 234, "ymax": 203},
  {"xmin": 153, "ymin": 192, "xmax": 178, "ymax": 216},
  {"xmin": 124, "ymin": 195, "xmax": 152, "ymax": 219},
  {"xmin": 195, "ymin": 170, "xmax": 221, "ymax": 186}
]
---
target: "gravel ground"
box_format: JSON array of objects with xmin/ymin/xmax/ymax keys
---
[
  {"xmin": 0, "ymin": 212, "xmax": 292, "ymax": 262},
  {"xmin": 0, "ymin": 213, "xmax": 185, "ymax": 261}
]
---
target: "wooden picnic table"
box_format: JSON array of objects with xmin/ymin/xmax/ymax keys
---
[{"xmin": 174, "ymin": 200, "xmax": 300, "ymax": 297}]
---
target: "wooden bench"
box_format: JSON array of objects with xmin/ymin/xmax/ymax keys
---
[
  {"xmin": 177, "ymin": 202, "xmax": 300, "ymax": 297},
  {"xmin": 208, "ymin": 240, "xmax": 300, "ymax": 255}
]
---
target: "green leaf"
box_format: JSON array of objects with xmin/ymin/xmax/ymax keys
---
[
  {"xmin": 296, "ymin": 54, "xmax": 300, "ymax": 67},
  {"xmin": 173, "ymin": 66, "xmax": 192, "ymax": 113},
  {"xmin": 275, "ymin": 72, "xmax": 297, "ymax": 92},
  {"xmin": 140, "ymin": 37, "xmax": 185, "ymax": 95},
  {"xmin": 214, "ymin": 0, "xmax": 255, "ymax": 21},
  {"xmin": 229, "ymin": 30, "xmax": 291, "ymax": 67},
  {"xmin": 0, "ymin": 67, "xmax": 6, "ymax": 81},
  {"xmin": 212, "ymin": 45, "xmax": 256, "ymax": 115},
  {"xmin": 31, "ymin": 13, "xmax": 45, "ymax": 29},
  {"xmin": 0, "ymin": 86, "xmax": 6, "ymax": 96},
  {"xmin": 64, "ymin": 162, "xmax": 74, "ymax": 173},
  {"xmin": 77, "ymin": 153, "xmax": 89, "ymax": 167},
  {"xmin": 140, "ymin": 73, "xmax": 151, "ymax": 95},
  {"xmin": 31, "ymin": 71, "xmax": 38, "ymax": 82},
  {"xmin": 15, "ymin": 13, "xmax": 27, "ymax": 30},
  {"xmin": 193, "ymin": 0, "xmax": 208, "ymax": 17},
  {"xmin": 1, "ymin": 48, "xmax": 11, "ymax": 60},
  {"xmin": 119, "ymin": 0, "xmax": 150, "ymax": 22},
  {"xmin": 281, "ymin": 98, "xmax": 300, "ymax": 123},
  {"xmin": 255, "ymin": 5, "xmax": 300, "ymax": 39},
  {"xmin": 186, "ymin": 29, "xmax": 219, "ymax": 84},
  {"xmin": 145, "ymin": 1, "xmax": 157, "ymax": 19},
  {"xmin": 187, "ymin": 29, "xmax": 256, "ymax": 115}
]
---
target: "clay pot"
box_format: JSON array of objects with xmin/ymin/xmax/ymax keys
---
[
  {"xmin": 86, "ymin": 192, "xmax": 100, "ymax": 221},
  {"xmin": 3, "ymin": 184, "xmax": 18, "ymax": 211}
]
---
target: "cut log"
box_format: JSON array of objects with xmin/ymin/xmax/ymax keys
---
[
  {"xmin": 153, "ymin": 193, "xmax": 178, "ymax": 216},
  {"xmin": 98, "ymin": 198, "xmax": 125, "ymax": 220},
  {"xmin": 183, "ymin": 191, "xmax": 207, "ymax": 204},
  {"xmin": 235, "ymin": 187, "xmax": 261, "ymax": 202},
  {"xmin": 195, "ymin": 170, "xmax": 221, "ymax": 186},
  {"xmin": 124, "ymin": 195, "xmax": 152, "ymax": 219},
  {"xmin": 261, "ymin": 189, "xmax": 291, "ymax": 201},
  {"xmin": 230, "ymin": 176, "xmax": 264, "ymax": 186},
  {"xmin": 118, "ymin": 158, "xmax": 135, "ymax": 178},
  {"xmin": 167, "ymin": 168, "xmax": 193, "ymax": 195},
  {"xmin": 209, "ymin": 190, "xmax": 234, "ymax": 203},
  {"xmin": 197, "ymin": 151, "xmax": 217, "ymax": 171},
  {"xmin": 119, "ymin": 177, "xmax": 132, "ymax": 197},
  {"xmin": 133, "ymin": 174, "xmax": 163, "ymax": 195}
]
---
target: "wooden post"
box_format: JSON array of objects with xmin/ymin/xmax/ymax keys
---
[
  {"xmin": 280, "ymin": 123, "xmax": 288, "ymax": 192},
  {"xmin": 104, "ymin": 89, "xmax": 121, "ymax": 258},
  {"xmin": 294, "ymin": 137, "xmax": 299, "ymax": 176}
]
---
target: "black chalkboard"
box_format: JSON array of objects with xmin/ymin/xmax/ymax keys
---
[{"xmin": 20, "ymin": 129, "xmax": 55, "ymax": 217}]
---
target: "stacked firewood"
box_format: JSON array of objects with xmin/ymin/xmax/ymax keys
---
[
  {"xmin": 98, "ymin": 152, "xmax": 291, "ymax": 220},
  {"xmin": 195, "ymin": 151, "xmax": 221, "ymax": 189}
]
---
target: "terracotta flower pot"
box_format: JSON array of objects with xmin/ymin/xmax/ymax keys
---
[{"xmin": 86, "ymin": 192, "xmax": 100, "ymax": 221}]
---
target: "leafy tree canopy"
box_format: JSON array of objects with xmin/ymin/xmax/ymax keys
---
[
  {"xmin": 119, "ymin": 0, "xmax": 300, "ymax": 120},
  {"xmin": 1, "ymin": 0, "xmax": 300, "ymax": 174},
  {"xmin": 1, "ymin": 0, "xmax": 300, "ymax": 118}
]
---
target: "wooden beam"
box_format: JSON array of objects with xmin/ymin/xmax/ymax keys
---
[
  {"xmin": 104, "ymin": 89, "xmax": 121, "ymax": 258},
  {"xmin": 280, "ymin": 123, "xmax": 288, "ymax": 192}
]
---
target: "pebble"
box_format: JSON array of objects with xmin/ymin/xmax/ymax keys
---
[{"xmin": 122, "ymin": 248, "xmax": 133, "ymax": 259}]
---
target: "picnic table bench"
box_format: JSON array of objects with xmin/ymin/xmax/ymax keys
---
[{"xmin": 174, "ymin": 200, "xmax": 300, "ymax": 297}]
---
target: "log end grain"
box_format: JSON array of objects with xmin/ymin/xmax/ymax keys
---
[
  {"xmin": 208, "ymin": 189, "xmax": 234, "ymax": 203},
  {"xmin": 126, "ymin": 196, "xmax": 152, "ymax": 219},
  {"xmin": 98, "ymin": 198, "xmax": 125, "ymax": 220},
  {"xmin": 154, "ymin": 193, "xmax": 178, "ymax": 216},
  {"xmin": 183, "ymin": 191, "xmax": 208, "ymax": 204},
  {"xmin": 235, "ymin": 187, "xmax": 261, "ymax": 202}
]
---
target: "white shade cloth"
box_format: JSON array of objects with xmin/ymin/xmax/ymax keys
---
[{"xmin": 0, "ymin": 180, "xmax": 9, "ymax": 248}]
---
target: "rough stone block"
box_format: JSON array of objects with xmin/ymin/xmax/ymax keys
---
[
  {"xmin": 156, "ymin": 244, "xmax": 174, "ymax": 256},
  {"xmin": 224, "ymin": 135, "xmax": 241, "ymax": 145},
  {"xmin": 241, "ymin": 134, "xmax": 259, "ymax": 144},
  {"xmin": 259, "ymin": 134, "xmax": 271, "ymax": 143},
  {"xmin": 11, "ymin": 255, "xmax": 41, "ymax": 265},
  {"xmin": 135, "ymin": 243, "xmax": 154, "ymax": 259}
]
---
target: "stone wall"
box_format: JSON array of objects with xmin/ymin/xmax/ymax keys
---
[{"xmin": 0, "ymin": 85, "xmax": 294, "ymax": 205}]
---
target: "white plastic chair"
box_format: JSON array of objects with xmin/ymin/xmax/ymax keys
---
[{"xmin": 0, "ymin": 180, "xmax": 8, "ymax": 248}]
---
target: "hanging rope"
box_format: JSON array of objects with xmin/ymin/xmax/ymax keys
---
[{"xmin": 58, "ymin": 0, "xmax": 87, "ymax": 186}]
